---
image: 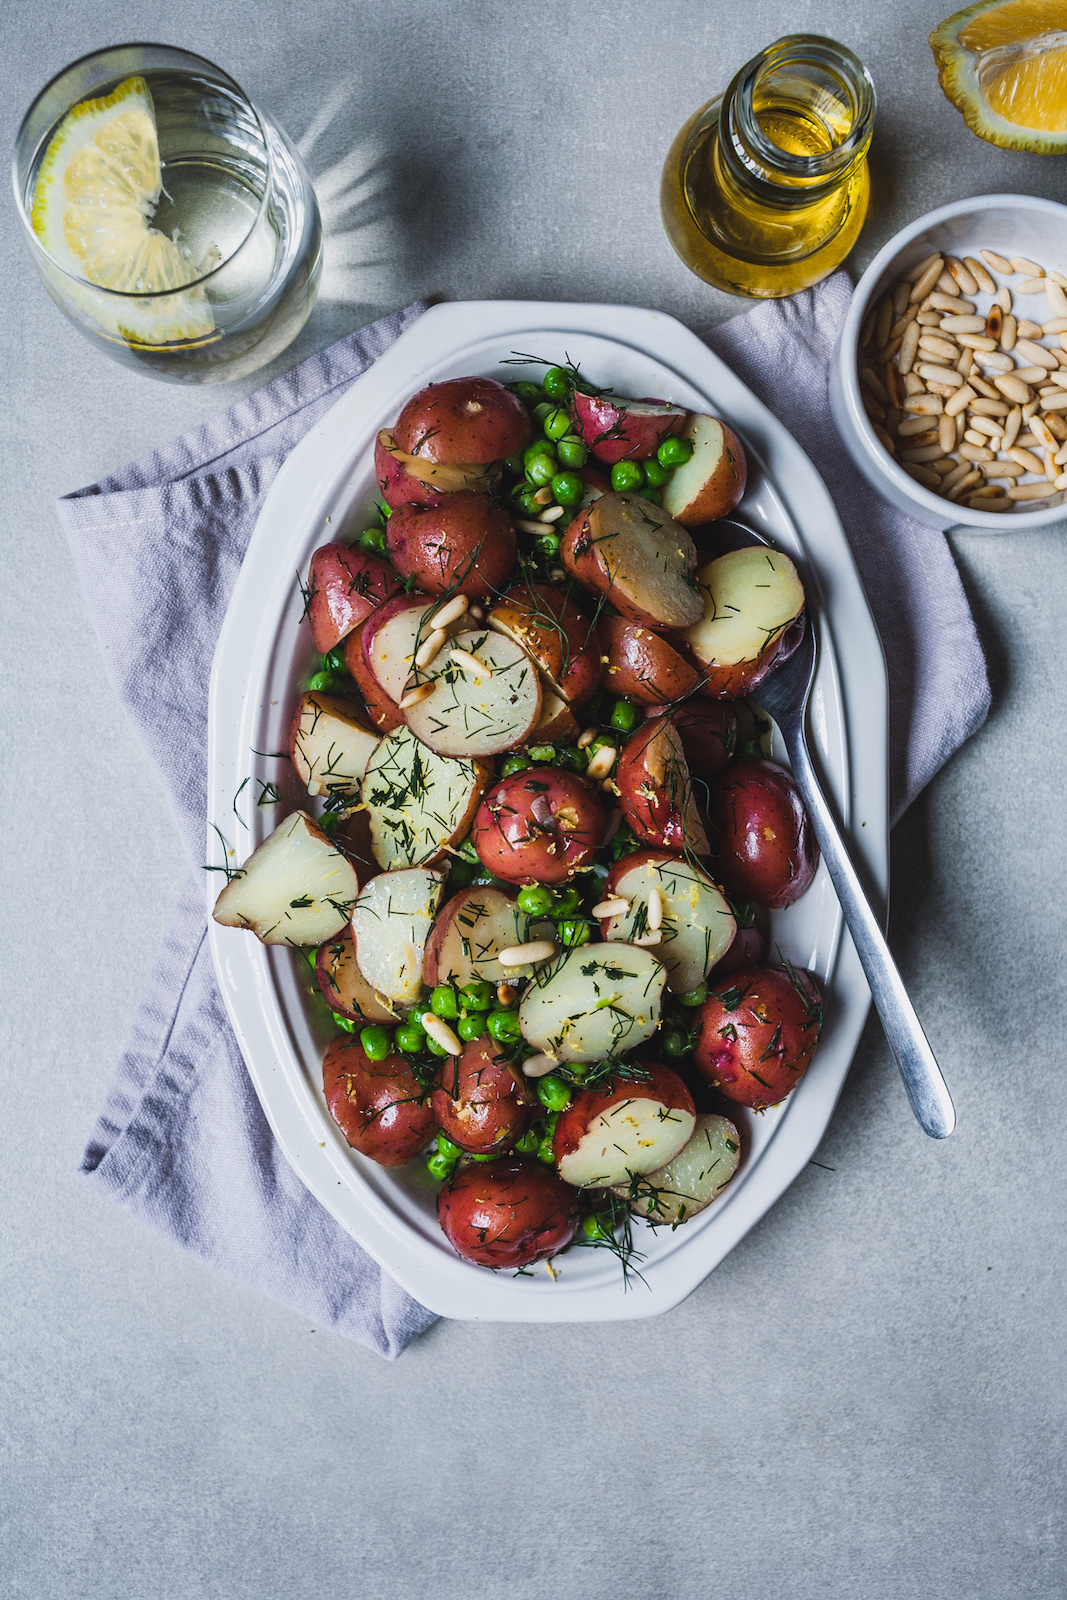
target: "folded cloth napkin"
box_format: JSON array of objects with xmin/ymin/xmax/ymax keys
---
[{"xmin": 57, "ymin": 278, "xmax": 989, "ymax": 1358}]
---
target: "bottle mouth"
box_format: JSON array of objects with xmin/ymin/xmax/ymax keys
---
[{"xmin": 724, "ymin": 33, "xmax": 876, "ymax": 198}]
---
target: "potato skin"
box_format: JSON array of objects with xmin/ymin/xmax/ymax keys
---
[
  {"xmin": 661, "ymin": 414, "xmax": 747, "ymax": 525},
  {"xmin": 693, "ymin": 614, "xmax": 806, "ymax": 702},
  {"xmin": 394, "ymin": 377, "xmax": 532, "ymax": 466},
  {"xmin": 307, "ymin": 542, "xmax": 404, "ymax": 653},
  {"xmin": 616, "ymin": 718, "xmax": 710, "ymax": 855},
  {"xmin": 385, "ymin": 493, "xmax": 517, "ymax": 598},
  {"xmin": 561, "ymin": 493, "xmax": 702, "ymax": 631},
  {"xmin": 472, "ymin": 768, "xmax": 606, "ymax": 884},
  {"xmin": 322, "ymin": 1039, "xmax": 436, "ymax": 1165},
  {"xmin": 570, "ymin": 389, "xmax": 686, "ymax": 464},
  {"xmin": 599, "ymin": 616, "xmax": 700, "ymax": 705},
  {"xmin": 710, "ymin": 759, "xmax": 819, "ymax": 909},
  {"xmin": 431, "ymin": 1039, "xmax": 529, "ymax": 1154},
  {"xmin": 651, "ymin": 698, "xmax": 737, "ymax": 789},
  {"xmin": 488, "ymin": 582, "xmax": 601, "ymax": 705},
  {"xmin": 437, "ymin": 1159, "xmax": 579, "ymax": 1267},
  {"xmin": 375, "ymin": 429, "xmax": 497, "ymax": 510},
  {"xmin": 314, "ymin": 927, "xmax": 394, "ymax": 1023},
  {"xmin": 692, "ymin": 966, "xmax": 823, "ymax": 1109},
  {"xmin": 552, "ymin": 1062, "xmax": 696, "ymax": 1172},
  {"xmin": 707, "ymin": 916, "xmax": 767, "ymax": 982},
  {"xmin": 342, "ymin": 620, "xmax": 405, "ymax": 732}
]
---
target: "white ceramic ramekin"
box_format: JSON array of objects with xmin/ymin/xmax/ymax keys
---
[{"xmin": 830, "ymin": 194, "xmax": 1067, "ymax": 531}]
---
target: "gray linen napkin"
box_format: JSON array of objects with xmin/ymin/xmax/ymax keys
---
[{"xmin": 57, "ymin": 280, "xmax": 989, "ymax": 1356}]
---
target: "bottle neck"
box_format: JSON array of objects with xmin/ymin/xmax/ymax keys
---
[{"xmin": 719, "ymin": 34, "xmax": 875, "ymax": 211}]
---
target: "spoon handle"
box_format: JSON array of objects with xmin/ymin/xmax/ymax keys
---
[{"xmin": 783, "ymin": 726, "xmax": 956, "ymax": 1139}]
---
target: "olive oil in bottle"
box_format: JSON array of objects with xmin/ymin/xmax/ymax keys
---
[{"xmin": 661, "ymin": 35, "xmax": 875, "ymax": 299}]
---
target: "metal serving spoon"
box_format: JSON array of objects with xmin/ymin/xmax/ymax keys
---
[{"xmin": 714, "ymin": 520, "xmax": 956, "ymax": 1140}]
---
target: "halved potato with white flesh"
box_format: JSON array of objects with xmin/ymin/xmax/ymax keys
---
[
  {"xmin": 289, "ymin": 693, "xmax": 380, "ymax": 798},
  {"xmin": 362, "ymin": 725, "xmax": 489, "ymax": 869},
  {"xmin": 601, "ymin": 851, "xmax": 735, "ymax": 994},
  {"xmin": 613, "ymin": 1113, "xmax": 741, "ymax": 1223},
  {"xmin": 422, "ymin": 886, "xmax": 550, "ymax": 989},
  {"xmin": 552, "ymin": 1062, "xmax": 696, "ymax": 1188},
  {"xmin": 518, "ymin": 944, "xmax": 666, "ymax": 1063},
  {"xmin": 561, "ymin": 492, "xmax": 703, "ymax": 631},
  {"xmin": 350, "ymin": 867, "xmax": 445, "ymax": 1006},
  {"xmin": 533, "ymin": 684, "xmax": 580, "ymax": 744},
  {"xmin": 315, "ymin": 927, "xmax": 397, "ymax": 1022},
  {"xmin": 679, "ymin": 545, "xmax": 805, "ymax": 699},
  {"xmin": 660, "ymin": 414, "xmax": 747, "ymax": 525},
  {"xmin": 362, "ymin": 596, "xmax": 440, "ymax": 704},
  {"xmin": 212, "ymin": 811, "xmax": 359, "ymax": 946},
  {"xmin": 402, "ymin": 628, "xmax": 543, "ymax": 758}
]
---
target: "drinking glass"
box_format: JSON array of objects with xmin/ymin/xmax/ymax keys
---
[{"xmin": 13, "ymin": 43, "xmax": 322, "ymax": 382}]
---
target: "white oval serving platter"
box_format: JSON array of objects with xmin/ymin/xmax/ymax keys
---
[{"xmin": 206, "ymin": 300, "xmax": 888, "ymax": 1322}]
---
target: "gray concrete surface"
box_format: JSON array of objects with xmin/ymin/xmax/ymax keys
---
[{"xmin": 2, "ymin": 3, "xmax": 1065, "ymax": 1597}]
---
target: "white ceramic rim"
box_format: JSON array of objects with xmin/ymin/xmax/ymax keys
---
[
  {"xmin": 838, "ymin": 192, "xmax": 1067, "ymax": 532},
  {"xmin": 206, "ymin": 300, "xmax": 889, "ymax": 1322}
]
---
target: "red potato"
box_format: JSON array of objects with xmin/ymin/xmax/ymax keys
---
[
  {"xmin": 601, "ymin": 849, "xmax": 735, "ymax": 995},
  {"xmin": 322, "ymin": 1038, "xmax": 436, "ymax": 1166},
  {"xmin": 692, "ymin": 966, "xmax": 823, "ymax": 1110},
  {"xmin": 350, "ymin": 866, "xmax": 445, "ymax": 1005},
  {"xmin": 650, "ymin": 699, "xmax": 737, "ymax": 790},
  {"xmin": 487, "ymin": 582, "xmax": 601, "ymax": 706},
  {"xmin": 552, "ymin": 1063, "xmax": 696, "ymax": 1188},
  {"xmin": 401, "ymin": 627, "xmax": 543, "ymax": 759},
  {"xmin": 393, "ymin": 377, "xmax": 532, "ymax": 466},
  {"xmin": 613, "ymin": 1112, "xmax": 742, "ymax": 1223},
  {"xmin": 437, "ymin": 1159, "xmax": 579, "ymax": 1268},
  {"xmin": 615, "ymin": 718, "xmax": 710, "ymax": 856},
  {"xmin": 570, "ymin": 388, "xmax": 687, "ymax": 464},
  {"xmin": 212, "ymin": 811, "xmax": 360, "ymax": 946},
  {"xmin": 431, "ymin": 1039, "xmax": 529, "ymax": 1154},
  {"xmin": 472, "ymin": 768, "xmax": 606, "ymax": 885},
  {"xmin": 314, "ymin": 927, "xmax": 396, "ymax": 1023},
  {"xmin": 361, "ymin": 594, "xmax": 439, "ymax": 704},
  {"xmin": 680, "ymin": 544, "xmax": 806, "ymax": 699},
  {"xmin": 343, "ymin": 621, "xmax": 405, "ymax": 733},
  {"xmin": 288, "ymin": 692, "xmax": 380, "ymax": 798},
  {"xmin": 374, "ymin": 428, "xmax": 495, "ymax": 510},
  {"xmin": 518, "ymin": 944, "xmax": 666, "ymax": 1063},
  {"xmin": 533, "ymin": 688, "xmax": 580, "ymax": 743},
  {"xmin": 661, "ymin": 413, "xmax": 747, "ymax": 524},
  {"xmin": 710, "ymin": 758, "xmax": 819, "ymax": 909},
  {"xmin": 707, "ymin": 914, "xmax": 767, "ymax": 981},
  {"xmin": 385, "ymin": 493, "xmax": 517, "ymax": 598},
  {"xmin": 562, "ymin": 493, "xmax": 703, "ymax": 631},
  {"xmin": 306, "ymin": 543, "xmax": 404, "ymax": 655},
  {"xmin": 599, "ymin": 616, "xmax": 700, "ymax": 705},
  {"xmin": 361, "ymin": 726, "xmax": 490, "ymax": 870},
  {"xmin": 422, "ymin": 885, "xmax": 531, "ymax": 989}
]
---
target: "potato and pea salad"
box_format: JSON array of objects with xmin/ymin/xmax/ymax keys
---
[{"xmin": 213, "ymin": 362, "xmax": 824, "ymax": 1275}]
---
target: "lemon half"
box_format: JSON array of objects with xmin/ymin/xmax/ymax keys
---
[
  {"xmin": 931, "ymin": 0, "xmax": 1067, "ymax": 153},
  {"xmin": 31, "ymin": 76, "xmax": 215, "ymax": 346}
]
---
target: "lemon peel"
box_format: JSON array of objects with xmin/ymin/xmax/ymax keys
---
[{"xmin": 931, "ymin": 0, "xmax": 1067, "ymax": 153}]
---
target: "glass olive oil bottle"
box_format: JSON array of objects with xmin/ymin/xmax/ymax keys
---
[{"xmin": 661, "ymin": 35, "xmax": 875, "ymax": 299}]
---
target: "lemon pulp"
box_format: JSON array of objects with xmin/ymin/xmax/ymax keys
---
[
  {"xmin": 931, "ymin": 0, "xmax": 1067, "ymax": 152},
  {"xmin": 30, "ymin": 76, "xmax": 216, "ymax": 345}
]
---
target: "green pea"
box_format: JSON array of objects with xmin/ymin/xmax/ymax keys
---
[
  {"xmin": 459, "ymin": 981, "xmax": 495, "ymax": 1013},
  {"xmin": 557, "ymin": 919, "xmax": 591, "ymax": 949},
  {"xmin": 468, "ymin": 1151, "xmax": 501, "ymax": 1163},
  {"xmin": 437, "ymin": 1133, "xmax": 462, "ymax": 1159},
  {"xmin": 552, "ymin": 886, "xmax": 580, "ymax": 916},
  {"xmin": 306, "ymin": 670, "xmax": 343, "ymax": 693},
  {"xmin": 638, "ymin": 486, "xmax": 662, "ymax": 506},
  {"xmin": 318, "ymin": 813, "xmax": 338, "ymax": 834},
  {"xmin": 332, "ymin": 1013, "xmax": 356, "ymax": 1034},
  {"xmin": 360, "ymin": 1025, "xmax": 393, "ymax": 1061},
  {"xmin": 657, "ymin": 434, "xmax": 694, "ymax": 467},
  {"xmin": 537, "ymin": 1136, "xmax": 556, "ymax": 1165},
  {"xmin": 642, "ymin": 456, "xmax": 671, "ymax": 487},
  {"xmin": 526, "ymin": 453, "xmax": 557, "ymax": 489},
  {"xmin": 409, "ymin": 1003, "xmax": 431, "ymax": 1027},
  {"xmin": 514, "ymin": 491, "xmax": 543, "ymax": 517},
  {"xmin": 394, "ymin": 1023, "xmax": 427, "ymax": 1054},
  {"xmin": 503, "ymin": 453, "xmax": 525, "ymax": 476},
  {"xmin": 527, "ymin": 744, "xmax": 557, "ymax": 764},
  {"xmin": 556, "ymin": 435, "xmax": 588, "ymax": 470},
  {"xmin": 542, "ymin": 367, "xmax": 570, "ymax": 401},
  {"xmin": 323, "ymin": 648, "xmax": 348, "ymax": 676},
  {"xmin": 517, "ymin": 885, "xmax": 555, "ymax": 918},
  {"xmin": 501, "ymin": 753, "xmax": 533, "ymax": 777},
  {"xmin": 581, "ymin": 1212, "xmax": 614, "ymax": 1241},
  {"xmin": 589, "ymin": 731, "xmax": 619, "ymax": 755},
  {"xmin": 447, "ymin": 859, "xmax": 478, "ymax": 891},
  {"xmin": 426, "ymin": 1152, "xmax": 457, "ymax": 1181},
  {"xmin": 543, "ymin": 407, "xmax": 571, "ymax": 442},
  {"xmin": 557, "ymin": 744, "xmax": 588, "ymax": 773},
  {"xmin": 430, "ymin": 984, "xmax": 460, "ymax": 1021},
  {"xmin": 678, "ymin": 983, "xmax": 708, "ymax": 1008},
  {"xmin": 610, "ymin": 460, "xmax": 644, "ymax": 492},
  {"xmin": 515, "ymin": 1128, "xmax": 540, "ymax": 1155},
  {"xmin": 487, "ymin": 1009, "xmax": 522, "ymax": 1044},
  {"xmin": 358, "ymin": 527, "xmax": 387, "ymax": 554},
  {"xmin": 424, "ymin": 1035, "xmax": 451, "ymax": 1058},
  {"xmin": 532, "ymin": 401, "xmax": 555, "ymax": 426},
  {"xmin": 551, "ymin": 471, "xmax": 584, "ymax": 506},
  {"xmin": 537, "ymin": 1075, "xmax": 572, "ymax": 1112},
  {"xmin": 535, "ymin": 533, "xmax": 561, "ymax": 560},
  {"xmin": 514, "ymin": 381, "xmax": 543, "ymax": 405},
  {"xmin": 524, "ymin": 437, "xmax": 556, "ymax": 464},
  {"xmin": 609, "ymin": 698, "xmax": 640, "ymax": 733},
  {"xmin": 457, "ymin": 1014, "xmax": 485, "ymax": 1043},
  {"xmin": 661, "ymin": 1028, "xmax": 690, "ymax": 1059}
]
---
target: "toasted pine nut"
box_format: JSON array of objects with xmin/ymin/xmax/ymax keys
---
[
  {"xmin": 968, "ymin": 415, "xmax": 1002, "ymax": 439},
  {"xmin": 585, "ymin": 745, "xmax": 617, "ymax": 782},
  {"xmin": 860, "ymin": 307, "xmax": 877, "ymax": 345},
  {"xmin": 1016, "ymin": 319, "xmax": 1044, "ymax": 339},
  {"xmin": 873, "ymin": 424, "xmax": 896, "ymax": 455},
  {"xmin": 917, "ymin": 335, "xmax": 959, "ymax": 361},
  {"xmin": 892, "ymin": 279, "xmax": 912, "ymax": 317},
  {"xmin": 970, "ymin": 398, "xmax": 1010, "ymax": 416},
  {"xmin": 902, "ymin": 444, "xmax": 946, "ymax": 463},
  {"xmin": 1007, "ymin": 483, "xmax": 1054, "ymax": 500},
  {"xmin": 995, "ymin": 286, "xmax": 1012, "ymax": 312},
  {"xmin": 414, "ymin": 627, "xmax": 449, "ymax": 669},
  {"xmin": 423, "ymin": 1014, "xmax": 462, "ymax": 1055},
  {"xmin": 981, "ymin": 250, "xmax": 1013, "ymax": 274},
  {"xmin": 977, "ymin": 459, "xmax": 1023, "ymax": 477},
  {"xmin": 1033, "ymin": 418, "xmax": 1059, "ymax": 454},
  {"xmin": 909, "ymin": 259, "xmax": 944, "ymax": 302},
  {"xmin": 860, "ymin": 366, "xmax": 889, "ymax": 403},
  {"xmin": 965, "ymin": 256, "xmax": 996, "ymax": 294},
  {"xmin": 947, "ymin": 258, "xmax": 978, "ymax": 296},
  {"xmin": 948, "ymin": 470, "xmax": 982, "ymax": 501},
  {"xmin": 935, "ymin": 269, "xmax": 957, "ymax": 296},
  {"xmin": 498, "ymin": 939, "xmax": 557, "ymax": 968},
  {"xmin": 941, "ymin": 460, "xmax": 974, "ymax": 493},
  {"xmin": 1046, "ymin": 282, "xmax": 1067, "ymax": 320},
  {"xmin": 916, "ymin": 309, "xmax": 943, "ymax": 327},
  {"xmin": 958, "ymin": 334, "xmax": 997, "ymax": 351},
  {"xmin": 467, "ymin": 604, "xmax": 484, "ymax": 621},
  {"xmin": 1011, "ymin": 257, "xmax": 1043, "ymax": 277},
  {"xmin": 984, "ymin": 303, "xmax": 1003, "ymax": 341},
  {"xmin": 929, "ymin": 293, "xmax": 973, "ymax": 314},
  {"xmin": 515, "ymin": 518, "xmax": 548, "ymax": 534},
  {"xmin": 1002, "ymin": 406, "xmax": 1023, "ymax": 450},
  {"xmin": 1014, "ymin": 276, "xmax": 1047, "ymax": 295},
  {"xmin": 938, "ymin": 414, "xmax": 956, "ymax": 454},
  {"xmin": 944, "ymin": 385, "xmax": 975, "ymax": 417},
  {"xmin": 977, "ymin": 351, "xmax": 1014, "ymax": 373},
  {"xmin": 592, "ymin": 897, "xmax": 629, "ymax": 918},
  {"xmin": 522, "ymin": 1053, "xmax": 563, "ymax": 1078},
  {"xmin": 577, "ymin": 727, "xmax": 597, "ymax": 750},
  {"xmin": 904, "ymin": 394, "xmax": 943, "ymax": 415},
  {"xmin": 1014, "ymin": 366, "xmax": 1052, "ymax": 384},
  {"xmin": 904, "ymin": 250, "xmax": 944, "ymax": 283},
  {"xmin": 970, "ymin": 375, "xmax": 1001, "ymax": 399},
  {"xmin": 958, "ymin": 441, "xmax": 994, "ymax": 462},
  {"xmin": 631, "ymin": 930, "xmax": 662, "ymax": 948},
  {"xmin": 875, "ymin": 297, "xmax": 893, "ymax": 348},
  {"xmin": 903, "ymin": 462, "xmax": 941, "ymax": 487},
  {"xmin": 533, "ymin": 486, "xmax": 553, "ymax": 505},
  {"xmin": 962, "ymin": 430, "xmax": 987, "ymax": 448},
  {"xmin": 968, "ymin": 496, "xmax": 1014, "ymax": 512},
  {"xmin": 430, "ymin": 594, "xmax": 469, "ymax": 630},
  {"xmin": 1000, "ymin": 314, "xmax": 1017, "ymax": 351},
  {"xmin": 1044, "ymin": 318, "xmax": 1067, "ymax": 335},
  {"xmin": 1015, "ymin": 339, "xmax": 1058, "ymax": 369},
  {"xmin": 449, "ymin": 648, "xmax": 486, "ymax": 676},
  {"xmin": 398, "ymin": 681, "xmax": 435, "ymax": 709},
  {"xmin": 899, "ymin": 413, "xmax": 941, "ymax": 435},
  {"xmin": 917, "ymin": 364, "xmax": 964, "ymax": 389},
  {"xmin": 932, "ymin": 457, "xmax": 958, "ymax": 475},
  {"xmin": 539, "ymin": 504, "xmax": 566, "ymax": 524},
  {"xmin": 886, "ymin": 363, "xmax": 906, "ymax": 407},
  {"xmin": 994, "ymin": 374, "xmax": 1034, "ymax": 405},
  {"xmin": 898, "ymin": 320, "xmax": 921, "ymax": 374},
  {"xmin": 1050, "ymin": 270, "xmax": 1067, "ymax": 290},
  {"xmin": 645, "ymin": 887, "xmax": 664, "ymax": 931}
]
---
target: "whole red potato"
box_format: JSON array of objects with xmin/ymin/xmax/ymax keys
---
[
  {"xmin": 375, "ymin": 428, "xmax": 496, "ymax": 510},
  {"xmin": 306, "ymin": 542, "xmax": 403, "ymax": 654},
  {"xmin": 322, "ymin": 1039, "xmax": 436, "ymax": 1165},
  {"xmin": 385, "ymin": 493, "xmax": 517, "ymax": 598},
  {"xmin": 616, "ymin": 717, "xmax": 710, "ymax": 855},
  {"xmin": 710, "ymin": 758, "xmax": 819, "ymax": 909},
  {"xmin": 648, "ymin": 698, "xmax": 737, "ymax": 790},
  {"xmin": 437, "ymin": 1159, "xmax": 579, "ymax": 1268},
  {"xmin": 472, "ymin": 768, "xmax": 606, "ymax": 885},
  {"xmin": 394, "ymin": 377, "xmax": 532, "ymax": 465},
  {"xmin": 570, "ymin": 389, "xmax": 686, "ymax": 464},
  {"xmin": 431, "ymin": 1039, "xmax": 529, "ymax": 1155},
  {"xmin": 692, "ymin": 966, "xmax": 823, "ymax": 1110}
]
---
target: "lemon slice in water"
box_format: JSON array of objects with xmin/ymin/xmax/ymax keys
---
[
  {"xmin": 31, "ymin": 76, "xmax": 216, "ymax": 346},
  {"xmin": 931, "ymin": 0, "xmax": 1067, "ymax": 153}
]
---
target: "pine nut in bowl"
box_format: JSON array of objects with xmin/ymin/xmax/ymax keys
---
[{"xmin": 829, "ymin": 194, "xmax": 1067, "ymax": 530}]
